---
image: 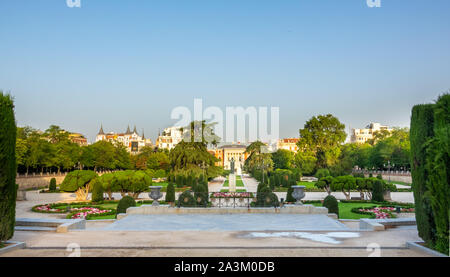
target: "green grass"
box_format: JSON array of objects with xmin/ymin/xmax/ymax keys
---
[
  {"xmin": 236, "ymin": 176, "xmax": 245, "ymax": 187},
  {"xmin": 297, "ymin": 181, "xmax": 318, "ymax": 189},
  {"xmin": 311, "ymin": 202, "xmax": 379, "ymax": 219},
  {"xmin": 386, "ymin": 180, "xmax": 411, "ymax": 186},
  {"xmin": 87, "ymin": 214, "xmax": 116, "ymax": 220},
  {"xmin": 223, "ymin": 180, "xmax": 229, "ymax": 187}
]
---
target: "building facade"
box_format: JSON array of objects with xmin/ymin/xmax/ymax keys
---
[
  {"xmin": 212, "ymin": 144, "xmax": 249, "ymax": 175},
  {"xmin": 95, "ymin": 125, "xmax": 152, "ymax": 153},
  {"xmin": 277, "ymin": 138, "xmax": 299, "ymax": 152},
  {"xmin": 155, "ymin": 126, "xmax": 184, "ymax": 150},
  {"xmin": 350, "ymin": 123, "xmax": 393, "ymax": 144},
  {"xmin": 68, "ymin": 133, "xmax": 88, "ymax": 146}
]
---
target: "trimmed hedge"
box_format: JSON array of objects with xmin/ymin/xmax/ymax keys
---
[
  {"xmin": 165, "ymin": 183, "xmax": 176, "ymax": 203},
  {"xmin": 0, "ymin": 92, "xmax": 17, "ymax": 241},
  {"xmin": 372, "ymin": 179, "xmax": 385, "ymax": 202},
  {"xmin": 411, "ymin": 94, "xmax": 450, "ymax": 255},
  {"xmin": 49, "ymin": 178, "xmax": 57, "ymax": 191},
  {"xmin": 116, "ymin": 196, "xmax": 136, "ymax": 214},
  {"xmin": 323, "ymin": 195, "xmax": 339, "ymax": 218},
  {"xmin": 91, "ymin": 178, "xmax": 104, "ymax": 202},
  {"xmin": 177, "ymin": 190, "xmax": 196, "ymax": 207}
]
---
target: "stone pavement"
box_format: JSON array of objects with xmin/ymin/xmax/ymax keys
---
[
  {"xmin": 1, "ymin": 228, "xmax": 431, "ymax": 257},
  {"xmin": 102, "ymin": 214, "xmax": 350, "ymax": 232}
]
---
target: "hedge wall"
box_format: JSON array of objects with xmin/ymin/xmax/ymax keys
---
[
  {"xmin": 410, "ymin": 94, "xmax": 449, "ymax": 255},
  {"xmin": 0, "ymin": 93, "xmax": 17, "ymax": 241}
]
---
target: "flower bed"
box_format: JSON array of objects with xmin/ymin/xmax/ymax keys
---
[
  {"xmin": 352, "ymin": 206, "xmax": 415, "ymax": 219},
  {"xmin": 32, "ymin": 204, "xmax": 68, "ymax": 214},
  {"xmin": 66, "ymin": 207, "xmax": 115, "ymax": 220},
  {"xmin": 210, "ymin": 192, "xmax": 254, "ymax": 199}
]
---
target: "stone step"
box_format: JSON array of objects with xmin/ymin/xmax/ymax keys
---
[{"xmin": 15, "ymin": 226, "xmax": 57, "ymax": 232}]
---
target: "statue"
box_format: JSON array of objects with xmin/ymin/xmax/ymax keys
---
[{"xmin": 230, "ymin": 158, "xmax": 235, "ymax": 174}]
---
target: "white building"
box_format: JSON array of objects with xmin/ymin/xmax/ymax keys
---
[
  {"xmin": 350, "ymin": 123, "xmax": 393, "ymax": 144},
  {"xmin": 155, "ymin": 126, "xmax": 184, "ymax": 150},
  {"xmin": 96, "ymin": 125, "xmax": 152, "ymax": 153}
]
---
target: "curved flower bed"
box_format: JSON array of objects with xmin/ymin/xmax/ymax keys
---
[
  {"xmin": 353, "ymin": 206, "xmax": 415, "ymax": 219},
  {"xmin": 66, "ymin": 207, "xmax": 115, "ymax": 220},
  {"xmin": 32, "ymin": 204, "xmax": 68, "ymax": 214},
  {"xmin": 210, "ymin": 192, "xmax": 254, "ymax": 199}
]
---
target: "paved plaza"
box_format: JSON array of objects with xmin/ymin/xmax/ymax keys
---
[{"xmin": 103, "ymin": 214, "xmax": 350, "ymax": 232}]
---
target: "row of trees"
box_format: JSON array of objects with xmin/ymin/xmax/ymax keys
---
[
  {"xmin": 245, "ymin": 114, "xmax": 410, "ymax": 179},
  {"xmin": 15, "ymin": 125, "xmax": 173, "ymax": 174}
]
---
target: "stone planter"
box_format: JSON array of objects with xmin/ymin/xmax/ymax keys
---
[
  {"xmin": 149, "ymin": 186, "xmax": 163, "ymax": 206},
  {"xmin": 291, "ymin": 186, "xmax": 306, "ymax": 205},
  {"xmin": 383, "ymin": 190, "xmax": 392, "ymax": 201}
]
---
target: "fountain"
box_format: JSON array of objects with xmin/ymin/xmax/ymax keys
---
[
  {"xmin": 291, "ymin": 186, "xmax": 306, "ymax": 205},
  {"xmin": 149, "ymin": 186, "xmax": 163, "ymax": 206}
]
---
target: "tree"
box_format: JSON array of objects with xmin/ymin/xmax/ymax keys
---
[
  {"xmin": 293, "ymin": 151, "xmax": 317, "ymax": 175},
  {"xmin": 165, "ymin": 183, "xmax": 176, "ymax": 203},
  {"xmin": 297, "ymin": 114, "xmax": 346, "ymax": 169},
  {"xmin": 244, "ymin": 141, "xmax": 274, "ymax": 175},
  {"xmin": 271, "ymin": 149, "xmax": 294, "ymax": 170},
  {"xmin": 331, "ymin": 175, "xmax": 356, "ymax": 200},
  {"xmin": 316, "ymin": 176, "xmax": 334, "ymax": 195},
  {"xmin": 0, "ymin": 92, "xmax": 17, "ymax": 242},
  {"xmin": 411, "ymin": 94, "xmax": 449, "ymax": 255}
]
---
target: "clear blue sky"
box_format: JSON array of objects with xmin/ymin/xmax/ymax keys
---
[{"xmin": 1, "ymin": 0, "xmax": 449, "ymax": 142}]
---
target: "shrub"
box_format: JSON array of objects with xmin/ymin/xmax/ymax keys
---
[
  {"xmin": 0, "ymin": 92, "xmax": 17, "ymax": 241},
  {"xmin": 49, "ymin": 178, "xmax": 57, "ymax": 191},
  {"xmin": 285, "ymin": 180, "xmax": 296, "ymax": 203},
  {"xmin": 177, "ymin": 190, "xmax": 196, "ymax": 207},
  {"xmin": 194, "ymin": 184, "xmax": 208, "ymax": 206},
  {"xmin": 372, "ymin": 179, "xmax": 385, "ymax": 202},
  {"xmin": 256, "ymin": 186, "xmax": 280, "ymax": 207},
  {"xmin": 315, "ymin": 168, "xmax": 331, "ymax": 180},
  {"xmin": 116, "ymin": 196, "xmax": 136, "ymax": 214},
  {"xmin": 323, "ymin": 195, "xmax": 339, "ymax": 218},
  {"xmin": 91, "ymin": 178, "xmax": 104, "ymax": 203},
  {"xmin": 165, "ymin": 183, "xmax": 176, "ymax": 203},
  {"xmin": 60, "ymin": 170, "xmax": 98, "ymax": 192}
]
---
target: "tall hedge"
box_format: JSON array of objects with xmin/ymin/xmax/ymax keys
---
[
  {"xmin": 425, "ymin": 95, "xmax": 450, "ymax": 254},
  {"xmin": 410, "ymin": 104, "xmax": 437, "ymax": 248},
  {"xmin": 0, "ymin": 92, "xmax": 17, "ymax": 241},
  {"xmin": 411, "ymin": 94, "xmax": 449, "ymax": 255}
]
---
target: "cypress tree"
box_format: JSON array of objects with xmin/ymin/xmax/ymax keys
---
[
  {"xmin": 165, "ymin": 183, "xmax": 176, "ymax": 203},
  {"xmin": 410, "ymin": 104, "xmax": 437, "ymax": 246},
  {"xmin": 0, "ymin": 92, "xmax": 17, "ymax": 242},
  {"xmin": 425, "ymin": 95, "xmax": 450, "ymax": 254}
]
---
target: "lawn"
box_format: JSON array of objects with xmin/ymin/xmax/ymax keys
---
[
  {"xmin": 236, "ymin": 176, "xmax": 245, "ymax": 187},
  {"xmin": 386, "ymin": 180, "xmax": 411, "ymax": 186},
  {"xmin": 297, "ymin": 181, "xmax": 318, "ymax": 189},
  {"xmin": 311, "ymin": 202, "xmax": 379, "ymax": 219}
]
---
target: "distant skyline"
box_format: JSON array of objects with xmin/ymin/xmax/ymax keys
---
[{"xmin": 1, "ymin": 0, "xmax": 449, "ymax": 143}]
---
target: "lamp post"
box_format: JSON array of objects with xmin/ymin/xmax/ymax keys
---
[{"xmin": 384, "ymin": 160, "xmax": 394, "ymax": 183}]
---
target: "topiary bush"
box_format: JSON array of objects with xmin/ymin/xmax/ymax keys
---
[
  {"xmin": 116, "ymin": 196, "xmax": 136, "ymax": 214},
  {"xmin": 60, "ymin": 170, "xmax": 98, "ymax": 192},
  {"xmin": 315, "ymin": 168, "xmax": 331, "ymax": 180},
  {"xmin": 285, "ymin": 180, "xmax": 296, "ymax": 203},
  {"xmin": 256, "ymin": 186, "xmax": 280, "ymax": 207},
  {"xmin": 372, "ymin": 179, "xmax": 385, "ymax": 202},
  {"xmin": 0, "ymin": 92, "xmax": 17, "ymax": 242},
  {"xmin": 91, "ymin": 178, "xmax": 104, "ymax": 203},
  {"xmin": 49, "ymin": 178, "xmax": 57, "ymax": 191},
  {"xmin": 323, "ymin": 195, "xmax": 339, "ymax": 218},
  {"xmin": 177, "ymin": 190, "xmax": 196, "ymax": 207},
  {"xmin": 194, "ymin": 183, "xmax": 209, "ymax": 207},
  {"xmin": 165, "ymin": 183, "xmax": 176, "ymax": 203}
]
